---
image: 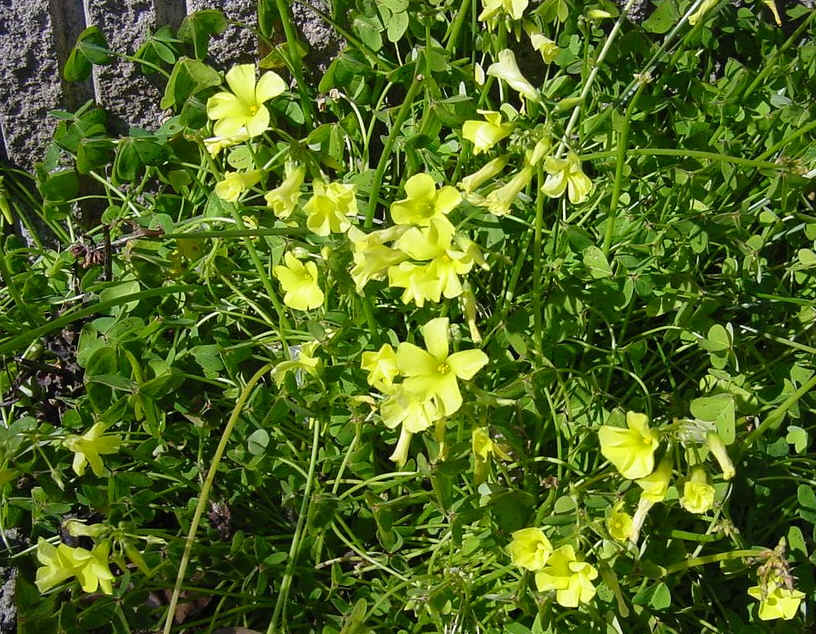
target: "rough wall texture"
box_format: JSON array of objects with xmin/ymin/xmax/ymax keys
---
[{"xmin": 0, "ymin": 0, "xmax": 339, "ymax": 168}]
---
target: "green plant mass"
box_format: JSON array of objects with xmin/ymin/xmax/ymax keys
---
[{"xmin": 2, "ymin": 0, "xmax": 816, "ymax": 631}]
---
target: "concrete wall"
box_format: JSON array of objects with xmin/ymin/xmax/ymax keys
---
[{"xmin": 0, "ymin": 0, "xmax": 339, "ymax": 168}]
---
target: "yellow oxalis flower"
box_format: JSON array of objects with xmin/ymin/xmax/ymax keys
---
[
  {"xmin": 206, "ymin": 63, "xmax": 286, "ymax": 138},
  {"xmin": 706, "ymin": 431, "xmax": 735, "ymax": 480},
  {"xmin": 387, "ymin": 262, "xmax": 440, "ymax": 307},
  {"xmin": 487, "ymin": 49, "xmax": 540, "ymax": 102},
  {"xmin": 541, "ymin": 152, "xmax": 592, "ymax": 204},
  {"xmin": 273, "ymin": 252, "xmax": 324, "ymax": 311},
  {"xmin": 508, "ymin": 527, "xmax": 552, "ymax": 571},
  {"xmin": 381, "ymin": 385, "xmax": 440, "ymax": 434},
  {"xmin": 265, "ymin": 164, "xmax": 305, "ymax": 219},
  {"xmin": 472, "ymin": 427, "xmax": 510, "ymax": 462},
  {"xmin": 748, "ymin": 577, "xmax": 805, "ymax": 621},
  {"xmin": 396, "ymin": 317, "xmax": 489, "ymax": 417},
  {"xmin": 598, "ymin": 411, "xmax": 659, "ymax": 479},
  {"xmin": 215, "ymin": 170, "xmax": 262, "ymax": 202},
  {"xmin": 606, "ymin": 503, "xmax": 634, "ymax": 541},
  {"xmin": 35, "ymin": 538, "xmax": 114, "ymax": 595},
  {"xmin": 679, "ymin": 467, "xmax": 715, "ymax": 514},
  {"xmin": 361, "ymin": 343, "xmax": 399, "ymax": 392},
  {"xmin": 631, "ymin": 455, "xmax": 673, "ymax": 542},
  {"xmin": 479, "ymin": 0, "xmax": 529, "ymax": 22},
  {"xmin": 64, "ymin": 423, "xmax": 121, "ymax": 477},
  {"xmin": 393, "ymin": 217, "xmax": 481, "ymax": 301},
  {"xmin": 462, "ymin": 111, "xmax": 514, "ymax": 155},
  {"xmin": 484, "ymin": 166, "xmax": 534, "ymax": 216},
  {"xmin": 529, "ymin": 32, "xmax": 560, "ymax": 63},
  {"xmin": 390, "ymin": 173, "xmax": 462, "ymax": 226},
  {"xmin": 534, "ymin": 545, "xmax": 598, "ymax": 608},
  {"xmin": 348, "ymin": 226, "xmax": 408, "ymax": 292},
  {"xmin": 304, "ymin": 181, "xmax": 358, "ymax": 236}
]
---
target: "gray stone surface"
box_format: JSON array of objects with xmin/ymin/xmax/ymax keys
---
[
  {"xmin": 293, "ymin": 0, "xmax": 344, "ymax": 74},
  {"xmin": 187, "ymin": 0, "xmax": 258, "ymax": 69}
]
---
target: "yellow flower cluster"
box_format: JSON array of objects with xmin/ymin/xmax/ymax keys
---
[
  {"xmin": 361, "ymin": 317, "xmax": 488, "ymax": 465},
  {"xmin": 350, "ymin": 174, "xmax": 487, "ymax": 307},
  {"xmin": 508, "ymin": 529, "xmax": 598, "ymax": 607}
]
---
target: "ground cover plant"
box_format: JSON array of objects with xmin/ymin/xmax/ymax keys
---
[{"xmin": 1, "ymin": 0, "xmax": 816, "ymax": 631}]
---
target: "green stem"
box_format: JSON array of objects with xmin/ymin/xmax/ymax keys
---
[
  {"xmin": 274, "ymin": 0, "xmax": 315, "ymax": 128},
  {"xmin": 756, "ymin": 118, "xmax": 816, "ymax": 162},
  {"xmin": 663, "ymin": 549, "xmax": 762, "ymax": 575},
  {"xmin": 743, "ymin": 375, "xmax": 816, "ymax": 450},
  {"xmin": 581, "ymin": 147, "xmax": 789, "ymax": 170},
  {"xmin": 445, "ymin": 0, "xmax": 471, "ymax": 53},
  {"xmin": 603, "ymin": 81, "xmax": 644, "ymax": 256},
  {"xmin": 533, "ymin": 167, "xmax": 545, "ymax": 357},
  {"xmin": 162, "ymin": 363, "xmax": 273, "ymax": 634},
  {"xmin": 0, "ymin": 285, "xmax": 195, "ymax": 355},
  {"xmin": 160, "ymin": 228, "xmax": 306, "ymax": 239},
  {"xmin": 365, "ymin": 68, "xmax": 423, "ymax": 229},
  {"xmin": 267, "ymin": 418, "xmax": 322, "ymax": 633}
]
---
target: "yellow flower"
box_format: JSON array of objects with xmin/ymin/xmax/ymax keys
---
[
  {"xmin": 486, "ymin": 49, "xmax": 540, "ymax": 102},
  {"xmin": 304, "ymin": 181, "xmax": 357, "ymax": 236},
  {"xmin": 541, "ymin": 152, "xmax": 592, "ymax": 204},
  {"xmin": 381, "ymin": 386, "xmax": 441, "ymax": 433},
  {"xmin": 688, "ymin": 0, "xmax": 718, "ymax": 25},
  {"xmin": 508, "ymin": 527, "xmax": 552, "ymax": 571},
  {"xmin": 459, "ymin": 155, "xmax": 510, "ymax": 194},
  {"xmin": 35, "ymin": 538, "xmax": 114, "ymax": 595},
  {"xmin": 598, "ymin": 411, "xmax": 659, "ymax": 479},
  {"xmin": 273, "ymin": 252, "xmax": 324, "ymax": 311},
  {"xmin": 462, "ymin": 111, "xmax": 514, "ymax": 155},
  {"xmin": 479, "ymin": 0, "xmax": 529, "ymax": 22},
  {"xmin": 206, "ymin": 64, "xmax": 286, "ymax": 138},
  {"xmin": 705, "ymin": 431, "xmax": 735, "ymax": 480},
  {"xmin": 748, "ymin": 577, "xmax": 805, "ymax": 621},
  {"xmin": 534, "ymin": 545, "xmax": 598, "ymax": 608},
  {"xmin": 606, "ymin": 504, "xmax": 634, "ymax": 541},
  {"xmin": 484, "ymin": 166, "xmax": 534, "ymax": 216},
  {"xmin": 396, "ymin": 317, "xmax": 488, "ymax": 417},
  {"xmin": 361, "ymin": 343, "xmax": 399, "ymax": 392},
  {"xmin": 393, "ymin": 217, "xmax": 477, "ymax": 301},
  {"xmin": 679, "ymin": 467, "xmax": 715, "ymax": 514},
  {"xmin": 348, "ymin": 226, "xmax": 408, "ymax": 291},
  {"xmin": 265, "ymin": 164, "xmax": 304, "ymax": 219},
  {"xmin": 387, "ymin": 262, "xmax": 439, "ymax": 307},
  {"xmin": 215, "ymin": 170, "xmax": 262, "ymax": 202},
  {"xmin": 64, "ymin": 423, "xmax": 121, "ymax": 477},
  {"xmin": 390, "ymin": 173, "xmax": 462, "ymax": 226},
  {"xmin": 472, "ymin": 427, "xmax": 511, "ymax": 461},
  {"xmin": 636, "ymin": 455, "xmax": 673, "ymax": 502},
  {"xmin": 529, "ymin": 32, "xmax": 560, "ymax": 64}
]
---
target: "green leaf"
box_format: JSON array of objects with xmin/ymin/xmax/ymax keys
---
[
  {"xmin": 583, "ymin": 246, "xmax": 613, "ymax": 278},
  {"xmin": 247, "ymin": 429, "xmax": 270, "ymax": 455},
  {"xmin": 386, "ymin": 11, "xmax": 409, "ymax": 43},
  {"xmin": 650, "ymin": 582, "xmax": 671, "ymax": 610},
  {"xmin": 798, "ymin": 248, "xmax": 816, "ymax": 269},
  {"xmin": 353, "ymin": 15, "xmax": 383, "ymax": 52},
  {"xmin": 643, "ymin": 0, "xmax": 679, "ymax": 34},
  {"xmin": 64, "ymin": 26, "xmax": 112, "ymax": 82},
  {"xmin": 76, "ymin": 138, "xmax": 115, "ymax": 174},
  {"xmin": 160, "ymin": 57, "xmax": 221, "ymax": 110},
  {"xmin": 178, "ymin": 9, "xmax": 227, "ymax": 59},
  {"xmin": 39, "ymin": 169, "xmax": 79, "ymax": 202},
  {"xmin": 788, "ymin": 525, "xmax": 807, "ymax": 557},
  {"xmin": 690, "ymin": 393, "xmax": 735, "ymax": 444},
  {"xmin": 786, "ymin": 425, "xmax": 808, "ymax": 453}
]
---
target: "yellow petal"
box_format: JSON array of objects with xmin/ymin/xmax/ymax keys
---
[
  {"xmin": 397, "ymin": 342, "xmax": 438, "ymax": 376},
  {"xmin": 256, "ymin": 71, "xmax": 287, "ymax": 103},
  {"xmin": 246, "ymin": 106, "xmax": 270, "ymax": 137},
  {"xmin": 447, "ymin": 349, "xmax": 488, "ymax": 380},
  {"xmin": 207, "ymin": 92, "xmax": 245, "ymax": 120},
  {"xmin": 421, "ymin": 317, "xmax": 450, "ymax": 361},
  {"xmin": 225, "ymin": 63, "xmax": 257, "ymax": 105}
]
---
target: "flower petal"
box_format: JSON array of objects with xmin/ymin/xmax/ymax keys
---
[
  {"xmin": 447, "ymin": 349, "xmax": 488, "ymax": 380},
  {"xmin": 435, "ymin": 186, "xmax": 462, "ymax": 216},
  {"xmin": 422, "ymin": 317, "xmax": 450, "ymax": 361},
  {"xmin": 256, "ymin": 71, "xmax": 286, "ymax": 103},
  {"xmin": 397, "ymin": 342, "xmax": 438, "ymax": 376},
  {"xmin": 207, "ymin": 92, "xmax": 245, "ymax": 120},
  {"xmin": 246, "ymin": 106, "xmax": 270, "ymax": 137},
  {"xmin": 225, "ymin": 64, "xmax": 257, "ymax": 105}
]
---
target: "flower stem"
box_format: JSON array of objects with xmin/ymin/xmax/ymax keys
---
[
  {"xmin": 663, "ymin": 549, "xmax": 763, "ymax": 575},
  {"xmin": 162, "ymin": 363, "xmax": 273, "ymax": 634}
]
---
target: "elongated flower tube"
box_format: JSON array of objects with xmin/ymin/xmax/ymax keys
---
[
  {"xmin": 541, "ymin": 152, "xmax": 592, "ymax": 204},
  {"xmin": 64, "ymin": 423, "xmax": 121, "ymax": 477},
  {"xmin": 206, "ymin": 64, "xmax": 286, "ymax": 138},
  {"xmin": 487, "ymin": 49, "xmax": 540, "ymax": 102},
  {"xmin": 529, "ymin": 32, "xmax": 560, "ymax": 63},
  {"xmin": 397, "ymin": 317, "xmax": 489, "ymax": 417},
  {"xmin": 265, "ymin": 164, "xmax": 304, "ymax": 219},
  {"xmin": 459, "ymin": 155, "xmax": 510, "ymax": 194},
  {"xmin": 679, "ymin": 467, "xmax": 715, "ymax": 514},
  {"xmin": 705, "ymin": 431, "xmax": 735, "ymax": 480},
  {"xmin": 534, "ymin": 545, "xmax": 598, "ymax": 608},
  {"xmin": 215, "ymin": 170, "xmax": 262, "ymax": 202},
  {"xmin": 508, "ymin": 527, "xmax": 552, "ymax": 571},
  {"xmin": 462, "ymin": 111, "xmax": 514, "ymax": 155},
  {"xmin": 361, "ymin": 343, "xmax": 399, "ymax": 392},
  {"xmin": 598, "ymin": 411, "xmax": 659, "ymax": 480},
  {"xmin": 748, "ymin": 577, "xmax": 805, "ymax": 621},
  {"xmin": 630, "ymin": 455, "xmax": 673, "ymax": 543},
  {"xmin": 484, "ymin": 166, "xmax": 534, "ymax": 216},
  {"xmin": 204, "ymin": 130, "xmax": 250, "ymax": 157},
  {"xmin": 304, "ymin": 181, "xmax": 358, "ymax": 236},
  {"xmin": 273, "ymin": 252, "xmax": 324, "ymax": 310},
  {"xmin": 390, "ymin": 173, "xmax": 462, "ymax": 226}
]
